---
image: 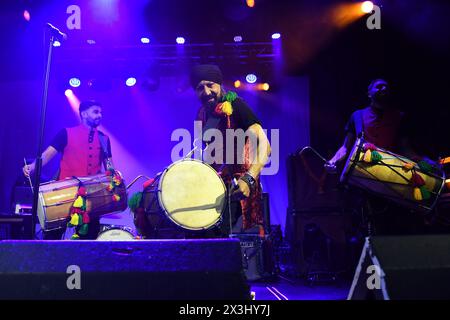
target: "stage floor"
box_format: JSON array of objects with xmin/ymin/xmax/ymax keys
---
[{"xmin": 250, "ymin": 275, "xmax": 351, "ymax": 300}]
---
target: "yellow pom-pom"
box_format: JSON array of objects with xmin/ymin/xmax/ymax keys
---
[
  {"xmin": 221, "ymin": 101, "xmax": 233, "ymax": 116},
  {"xmin": 70, "ymin": 213, "xmax": 79, "ymax": 226},
  {"xmin": 413, "ymin": 187, "xmax": 422, "ymax": 201},
  {"xmin": 106, "ymin": 183, "xmax": 114, "ymax": 192},
  {"xmin": 71, "ymin": 234, "xmax": 80, "ymax": 240},
  {"xmin": 363, "ymin": 150, "xmax": 372, "ymax": 163},
  {"xmin": 73, "ymin": 196, "xmax": 84, "ymax": 208}
]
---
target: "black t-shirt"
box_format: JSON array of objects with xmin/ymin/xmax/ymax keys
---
[
  {"xmin": 202, "ymin": 97, "xmax": 261, "ymax": 131},
  {"xmin": 231, "ymin": 98, "xmax": 261, "ymax": 131},
  {"xmin": 50, "ymin": 128, "xmax": 112, "ymax": 157}
]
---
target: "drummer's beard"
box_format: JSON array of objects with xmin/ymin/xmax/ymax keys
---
[
  {"xmin": 202, "ymin": 91, "xmax": 223, "ymax": 110},
  {"xmin": 86, "ymin": 117, "xmax": 101, "ymax": 128}
]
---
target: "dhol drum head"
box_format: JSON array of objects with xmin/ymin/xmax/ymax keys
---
[{"xmin": 157, "ymin": 159, "xmax": 226, "ymax": 231}]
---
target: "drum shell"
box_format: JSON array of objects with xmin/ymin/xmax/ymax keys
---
[{"xmin": 38, "ymin": 174, "xmax": 127, "ymax": 231}]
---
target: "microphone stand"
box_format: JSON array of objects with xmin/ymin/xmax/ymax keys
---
[{"xmin": 30, "ymin": 33, "xmax": 56, "ymax": 239}]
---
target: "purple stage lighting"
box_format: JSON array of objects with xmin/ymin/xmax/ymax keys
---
[
  {"xmin": 271, "ymin": 33, "xmax": 281, "ymax": 40},
  {"xmin": 176, "ymin": 37, "xmax": 185, "ymax": 44},
  {"xmin": 141, "ymin": 37, "xmax": 150, "ymax": 44}
]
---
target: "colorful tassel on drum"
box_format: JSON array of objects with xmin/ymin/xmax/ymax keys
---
[
  {"xmin": 362, "ymin": 143, "xmax": 382, "ymax": 164},
  {"xmin": 419, "ymin": 186, "xmax": 431, "ymax": 200},
  {"xmin": 143, "ymin": 178, "xmax": 155, "ymax": 189},
  {"xmin": 68, "ymin": 213, "xmax": 80, "ymax": 227},
  {"xmin": 411, "ymin": 172, "xmax": 431, "ymax": 201},
  {"xmin": 128, "ymin": 192, "xmax": 143, "ymax": 212},
  {"xmin": 78, "ymin": 223, "xmax": 89, "ymax": 236},
  {"xmin": 413, "ymin": 187, "xmax": 422, "ymax": 201},
  {"xmin": 73, "ymin": 196, "xmax": 84, "ymax": 208},
  {"xmin": 71, "ymin": 234, "xmax": 80, "ymax": 240},
  {"xmin": 402, "ymin": 162, "xmax": 415, "ymax": 172},
  {"xmin": 112, "ymin": 194, "xmax": 121, "ymax": 202},
  {"xmin": 67, "ymin": 183, "xmax": 90, "ymax": 239}
]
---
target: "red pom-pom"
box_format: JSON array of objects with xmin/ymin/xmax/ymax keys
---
[
  {"xmin": 143, "ymin": 178, "xmax": 155, "ymax": 189},
  {"xmin": 78, "ymin": 186, "xmax": 87, "ymax": 196},
  {"xmin": 71, "ymin": 207, "xmax": 82, "ymax": 214},
  {"xmin": 412, "ymin": 172, "xmax": 425, "ymax": 187},
  {"xmin": 82, "ymin": 212, "xmax": 90, "ymax": 224},
  {"xmin": 105, "ymin": 170, "xmax": 113, "ymax": 176},
  {"xmin": 363, "ymin": 143, "xmax": 377, "ymax": 151}
]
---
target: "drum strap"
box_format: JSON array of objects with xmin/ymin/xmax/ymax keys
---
[
  {"xmin": 354, "ymin": 109, "xmax": 364, "ymax": 139},
  {"xmin": 98, "ymin": 131, "xmax": 111, "ymax": 170}
]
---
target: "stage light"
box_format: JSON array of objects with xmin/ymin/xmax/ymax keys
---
[
  {"xmin": 245, "ymin": 74, "xmax": 257, "ymax": 84},
  {"xmin": 234, "ymin": 36, "xmax": 243, "ymax": 43},
  {"xmin": 262, "ymin": 83, "xmax": 270, "ymax": 91},
  {"xmin": 69, "ymin": 78, "xmax": 81, "ymax": 88},
  {"xmin": 126, "ymin": 77, "xmax": 137, "ymax": 87},
  {"xmin": 53, "ymin": 40, "xmax": 61, "ymax": 47},
  {"xmin": 23, "ymin": 10, "xmax": 30, "ymax": 21},
  {"xmin": 87, "ymin": 39, "xmax": 96, "ymax": 45},
  {"xmin": 234, "ymin": 80, "xmax": 241, "ymax": 88},
  {"xmin": 176, "ymin": 37, "xmax": 185, "ymax": 44},
  {"xmin": 65, "ymin": 89, "xmax": 73, "ymax": 96},
  {"xmin": 361, "ymin": 1, "xmax": 374, "ymax": 13},
  {"xmin": 141, "ymin": 37, "xmax": 150, "ymax": 44},
  {"xmin": 271, "ymin": 33, "xmax": 281, "ymax": 40},
  {"xmin": 246, "ymin": 0, "xmax": 255, "ymax": 8}
]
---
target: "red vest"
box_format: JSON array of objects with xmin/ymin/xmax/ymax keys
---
[{"xmin": 59, "ymin": 125, "xmax": 105, "ymax": 180}]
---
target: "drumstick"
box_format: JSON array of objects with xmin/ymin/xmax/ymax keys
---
[
  {"xmin": 298, "ymin": 146, "xmax": 328, "ymax": 163},
  {"xmin": 24, "ymin": 158, "xmax": 34, "ymax": 193}
]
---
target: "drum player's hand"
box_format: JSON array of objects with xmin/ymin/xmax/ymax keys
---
[
  {"xmin": 324, "ymin": 161, "xmax": 337, "ymax": 174},
  {"xmin": 234, "ymin": 179, "xmax": 250, "ymax": 199},
  {"xmin": 23, "ymin": 163, "xmax": 35, "ymax": 178}
]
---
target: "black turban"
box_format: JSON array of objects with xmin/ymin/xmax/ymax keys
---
[{"xmin": 190, "ymin": 64, "xmax": 223, "ymax": 88}]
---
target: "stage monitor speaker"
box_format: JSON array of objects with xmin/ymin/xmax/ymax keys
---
[
  {"xmin": 286, "ymin": 212, "xmax": 353, "ymax": 275},
  {"xmin": 0, "ymin": 239, "xmax": 250, "ymax": 300},
  {"xmin": 0, "ymin": 214, "xmax": 32, "ymax": 240},
  {"xmin": 348, "ymin": 235, "xmax": 450, "ymax": 300}
]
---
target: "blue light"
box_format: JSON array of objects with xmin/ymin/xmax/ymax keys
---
[
  {"xmin": 233, "ymin": 36, "xmax": 243, "ymax": 43},
  {"xmin": 87, "ymin": 39, "xmax": 96, "ymax": 45},
  {"xmin": 53, "ymin": 40, "xmax": 61, "ymax": 47},
  {"xmin": 245, "ymin": 74, "xmax": 257, "ymax": 84},
  {"xmin": 271, "ymin": 33, "xmax": 281, "ymax": 40},
  {"xmin": 141, "ymin": 37, "xmax": 150, "ymax": 44},
  {"xmin": 126, "ymin": 77, "xmax": 137, "ymax": 87},
  {"xmin": 69, "ymin": 78, "xmax": 81, "ymax": 88},
  {"xmin": 176, "ymin": 37, "xmax": 185, "ymax": 44}
]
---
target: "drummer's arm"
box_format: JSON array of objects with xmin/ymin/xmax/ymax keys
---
[
  {"xmin": 236, "ymin": 123, "xmax": 271, "ymax": 197},
  {"xmin": 23, "ymin": 146, "xmax": 58, "ymax": 177},
  {"xmin": 328, "ymin": 132, "xmax": 355, "ymax": 166},
  {"xmin": 246, "ymin": 123, "xmax": 271, "ymax": 179}
]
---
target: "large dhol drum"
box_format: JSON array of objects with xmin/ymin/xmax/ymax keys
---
[
  {"xmin": 38, "ymin": 173, "xmax": 127, "ymax": 231},
  {"xmin": 141, "ymin": 159, "xmax": 226, "ymax": 236},
  {"xmin": 341, "ymin": 138, "xmax": 445, "ymax": 213}
]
